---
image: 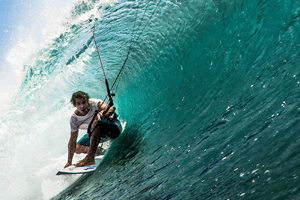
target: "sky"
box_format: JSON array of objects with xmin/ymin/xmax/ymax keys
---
[
  {"xmin": 0, "ymin": 0, "xmax": 43, "ymax": 71},
  {"xmin": 0, "ymin": 0, "xmax": 78, "ymax": 69},
  {"xmin": 0, "ymin": 0, "xmax": 22, "ymax": 99},
  {"xmin": 0, "ymin": 0, "xmax": 15, "ymax": 65}
]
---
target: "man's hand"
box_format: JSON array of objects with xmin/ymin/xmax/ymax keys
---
[
  {"xmin": 97, "ymin": 110, "xmax": 104, "ymax": 120},
  {"xmin": 97, "ymin": 107, "xmax": 115, "ymax": 120},
  {"xmin": 64, "ymin": 162, "xmax": 72, "ymax": 168},
  {"xmin": 106, "ymin": 107, "xmax": 116, "ymax": 117}
]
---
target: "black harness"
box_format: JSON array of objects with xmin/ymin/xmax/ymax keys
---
[{"xmin": 87, "ymin": 99, "xmax": 118, "ymax": 137}]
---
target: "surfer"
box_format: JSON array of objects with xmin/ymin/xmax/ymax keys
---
[{"xmin": 64, "ymin": 91, "xmax": 122, "ymax": 168}]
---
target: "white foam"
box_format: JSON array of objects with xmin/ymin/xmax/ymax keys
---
[
  {"xmin": 0, "ymin": 0, "xmax": 120, "ymax": 199},
  {"xmin": 0, "ymin": 0, "xmax": 80, "ymax": 113},
  {"xmin": 0, "ymin": 1, "xmax": 82, "ymax": 199}
]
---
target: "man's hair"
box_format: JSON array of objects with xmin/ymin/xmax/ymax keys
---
[{"xmin": 70, "ymin": 91, "xmax": 90, "ymax": 106}]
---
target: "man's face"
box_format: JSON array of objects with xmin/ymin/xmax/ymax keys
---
[{"xmin": 75, "ymin": 98, "xmax": 89, "ymax": 115}]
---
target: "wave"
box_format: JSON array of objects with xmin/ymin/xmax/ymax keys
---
[{"xmin": 1, "ymin": 0, "xmax": 300, "ymax": 199}]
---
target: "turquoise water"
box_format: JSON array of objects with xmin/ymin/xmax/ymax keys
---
[{"xmin": 1, "ymin": 0, "xmax": 300, "ymax": 199}]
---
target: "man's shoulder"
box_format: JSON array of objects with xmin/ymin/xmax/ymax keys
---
[
  {"xmin": 70, "ymin": 113, "xmax": 79, "ymax": 123},
  {"xmin": 89, "ymin": 98, "xmax": 103, "ymax": 104},
  {"xmin": 89, "ymin": 98, "xmax": 103, "ymax": 109}
]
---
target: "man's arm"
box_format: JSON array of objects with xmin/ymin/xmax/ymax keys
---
[
  {"xmin": 97, "ymin": 101, "xmax": 115, "ymax": 119},
  {"xmin": 97, "ymin": 101, "xmax": 107, "ymax": 111},
  {"xmin": 64, "ymin": 131, "xmax": 78, "ymax": 168}
]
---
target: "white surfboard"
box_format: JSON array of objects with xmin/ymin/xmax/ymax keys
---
[{"xmin": 56, "ymin": 155, "xmax": 104, "ymax": 175}]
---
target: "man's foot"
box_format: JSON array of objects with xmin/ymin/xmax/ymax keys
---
[{"xmin": 75, "ymin": 155, "xmax": 95, "ymax": 167}]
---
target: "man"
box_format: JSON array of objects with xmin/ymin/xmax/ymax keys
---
[{"xmin": 64, "ymin": 91, "xmax": 122, "ymax": 168}]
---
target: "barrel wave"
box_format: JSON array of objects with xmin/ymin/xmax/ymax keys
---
[{"xmin": 1, "ymin": 0, "xmax": 300, "ymax": 199}]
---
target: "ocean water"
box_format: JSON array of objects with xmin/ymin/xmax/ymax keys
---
[{"xmin": 1, "ymin": 0, "xmax": 300, "ymax": 199}]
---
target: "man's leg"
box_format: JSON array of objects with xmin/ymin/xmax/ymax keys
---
[
  {"xmin": 75, "ymin": 134, "xmax": 91, "ymax": 154},
  {"xmin": 75, "ymin": 144, "xmax": 89, "ymax": 154},
  {"xmin": 75, "ymin": 123, "xmax": 102, "ymax": 167}
]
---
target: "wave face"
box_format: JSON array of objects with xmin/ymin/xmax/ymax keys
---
[{"xmin": 1, "ymin": 0, "xmax": 300, "ymax": 199}]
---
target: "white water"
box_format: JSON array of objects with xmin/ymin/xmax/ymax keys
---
[
  {"xmin": 0, "ymin": 0, "xmax": 77, "ymax": 114},
  {"xmin": 0, "ymin": 0, "xmax": 88, "ymax": 199}
]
